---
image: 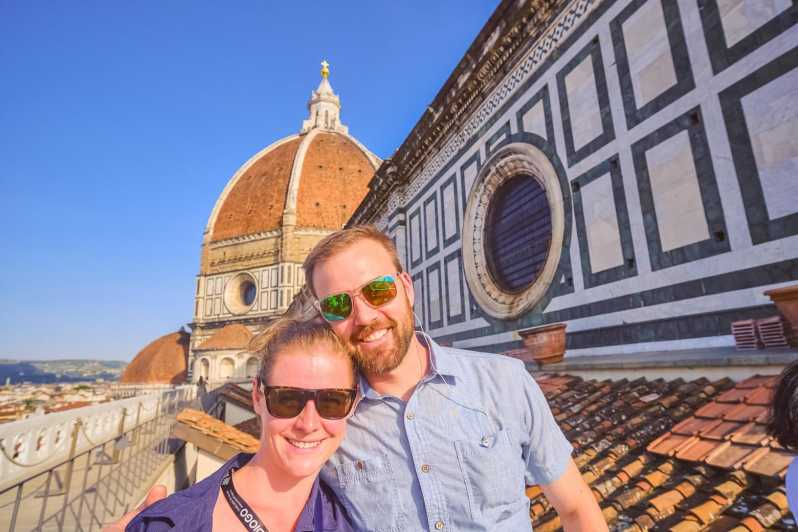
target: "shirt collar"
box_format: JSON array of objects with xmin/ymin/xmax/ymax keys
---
[{"xmin": 357, "ymin": 333, "xmax": 460, "ymax": 402}]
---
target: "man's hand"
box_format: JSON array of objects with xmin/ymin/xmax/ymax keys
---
[
  {"xmin": 541, "ymin": 459, "xmax": 608, "ymax": 531},
  {"xmin": 101, "ymin": 484, "xmax": 167, "ymax": 532}
]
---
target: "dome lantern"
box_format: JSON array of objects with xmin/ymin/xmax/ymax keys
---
[{"xmin": 301, "ymin": 60, "xmax": 348, "ymax": 134}]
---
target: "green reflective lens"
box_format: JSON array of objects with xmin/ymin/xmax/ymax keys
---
[{"xmin": 320, "ymin": 293, "xmax": 351, "ymax": 321}]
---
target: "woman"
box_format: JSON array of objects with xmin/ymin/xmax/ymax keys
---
[
  {"xmin": 767, "ymin": 359, "xmax": 798, "ymax": 515},
  {"xmin": 126, "ymin": 318, "xmax": 357, "ymax": 531}
]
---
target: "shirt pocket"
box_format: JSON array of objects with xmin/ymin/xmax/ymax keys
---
[
  {"xmin": 334, "ymin": 453, "xmax": 407, "ymax": 532},
  {"xmin": 454, "ymin": 428, "xmax": 526, "ymax": 520}
]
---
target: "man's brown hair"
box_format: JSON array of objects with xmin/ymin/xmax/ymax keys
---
[{"xmin": 303, "ymin": 224, "xmax": 403, "ymax": 296}]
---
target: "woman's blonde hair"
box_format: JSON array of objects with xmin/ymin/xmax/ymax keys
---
[{"xmin": 249, "ymin": 317, "xmax": 356, "ymax": 386}]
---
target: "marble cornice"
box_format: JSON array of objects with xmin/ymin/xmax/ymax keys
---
[{"xmin": 350, "ymin": 0, "xmax": 564, "ymax": 225}]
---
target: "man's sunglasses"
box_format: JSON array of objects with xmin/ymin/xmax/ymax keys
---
[
  {"xmin": 260, "ymin": 384, "xmax": 357, "ymax": 420},
  {"xmin": 315, "ymin": 273, "xmax": 400, "ymax": 322}
]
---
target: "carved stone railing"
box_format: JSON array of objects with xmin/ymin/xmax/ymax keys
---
[{"xmin": 0, "ymin": 385, "xmax": 195, "ymax": 501}]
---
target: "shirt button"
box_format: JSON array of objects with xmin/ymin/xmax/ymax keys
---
[
  {"xmin": 434, "ymin": 520, "xmax": 444, "ymax": 530},
  {"xmin": 406, "ymin": 412, "xmax": 415, "ymax": 420},
  {"xmin": 421, "ymin": 464, "xmax": 431, "ymax": 473}
]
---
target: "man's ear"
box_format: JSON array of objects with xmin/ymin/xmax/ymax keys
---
[{"xmin": 398, "ymin": 271, "xmax": 415, "ymax": 307}]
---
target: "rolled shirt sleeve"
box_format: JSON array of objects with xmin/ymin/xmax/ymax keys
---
[{"xmin": 519, "ymin": 372, "xmax": 573, "ymax": 486}]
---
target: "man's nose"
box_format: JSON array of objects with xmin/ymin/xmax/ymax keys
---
[
  {"xmin": 351, "ymin": 293, "xmax": 381, "ymax": 325},
  {"xmin": 294, "ymin": 400, "xmax": 321, "ymax": 432}
]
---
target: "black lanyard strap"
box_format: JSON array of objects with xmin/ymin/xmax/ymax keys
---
[{"xmin": 221, "ymin": 466, "xmax": 270, "ymax": 532}]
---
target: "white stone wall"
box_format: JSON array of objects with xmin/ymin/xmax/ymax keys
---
[{"xmin": 375, "ymin": 0, "xmax": 798, "ymax": 355}]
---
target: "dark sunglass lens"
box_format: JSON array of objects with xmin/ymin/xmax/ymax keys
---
[
  {"xmin": 268, "ymin": 388, "xmax": 306, "ymax": 418},
  {"xmin": 362, "ymin": 276, "xmax": 397, "ymax": 307},
  {"xmin": 316, "ymin": 390, "xmax": 354, "ymax": 419},
  {"xmin": 320, "ymin": 293, "xmax": 352, "ymax": 321}
]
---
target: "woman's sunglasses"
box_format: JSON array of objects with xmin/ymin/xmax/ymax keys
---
[
  {"xmin": 261, "ymin": 384, "xmax": 357, "ymax": 420},
  {"xmin": 315, "ymin": 273, "xmax": 400, "ymax": 322}
]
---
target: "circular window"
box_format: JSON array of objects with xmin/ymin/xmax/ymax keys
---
[
  {"xmin": 462, "ymin": 143, "xmax": 565, "ymax": 319},
  {"xmin": 485, "ymin": 174, "xmax": 552, "ymax": 293},
  {"xmin": 223, "ymin": 272, "xmax": 258, "ymax": 315}
]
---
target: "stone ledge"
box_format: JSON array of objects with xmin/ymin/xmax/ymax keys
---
[{"xmin": 526, "ymin": 346, "xmax": 798, "ymax": 373}]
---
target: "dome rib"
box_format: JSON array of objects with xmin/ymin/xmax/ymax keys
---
[{"xmin": 206, "ymin": 135, "xmax": 300, "ymax": 242}]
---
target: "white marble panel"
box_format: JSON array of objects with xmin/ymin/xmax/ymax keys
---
[
  {"xmin": 441, "ymin": 180, "xmax": 457, "ymax": 241},
  {"xmin": 521, "ymin": 100, "xmax": 548, "ymax": 139},
  {"xmin": 581, "ymin": 173, "xmax": 624, "ymax": 272},
  {"xmin": 409, "ymin": 213, "xmax": 422, "ymax": 263},
  {"xmin": 565, "ymin": 55, "xmax": 603, "ymax": 149},
  {"xmin": 412, "ymin": 277, "xmax": 424, "ymax": 326},
  {"xmin": 646, "ymin": 131, "xmax": 710, "ymax": 251},
  {"xmin": 622, "ymin": 0, "xmax": 677, "ymax": 107},
  {"xmin": 741, "ymin": 66, "xmax": 798, "ymax": 220},
  {"xmin": 445, "ymin": 258, "xmax": 463, "ymax": 318},
  {"xmin": 213, "ymin": 297, "xmax": 222, "ymax": 315},
  {"xmin": 462, "ymin": 159, "xmax": 479, "ymax": 202},
  {"xmin": 425, "ymin": 200, "xmax": 439, "ymax": 251},
  {"xmin": 718, "ymin": 0, "xmax": 791, "ymax": 47},
  {"xmin": 428, "ymin": 268, "xmax": 442, "ymax": 324}
]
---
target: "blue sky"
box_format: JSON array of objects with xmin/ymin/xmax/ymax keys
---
[{"xmin": 0, "ymin": 1, "xmax": 498, "ymax": 361}]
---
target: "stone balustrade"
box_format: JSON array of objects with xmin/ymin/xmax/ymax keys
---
[{"xmin": 0, "ymin": 385, "xmax": 195, "ymax": 494}]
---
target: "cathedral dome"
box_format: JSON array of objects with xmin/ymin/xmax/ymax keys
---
[
  {"xmin": 208, "ymin": 129, "xmax": 378, "ymax": 243},
  {"xmin": 200, "ymin": 63, "xmax": 380, "ymax": 278},
  {"xmin": 190, "ymin": 63, "xmax": 380, "ymax": 376},
  {"xmin": 120, "ymin": 330, "xmax": 189, "ymax": 384}
]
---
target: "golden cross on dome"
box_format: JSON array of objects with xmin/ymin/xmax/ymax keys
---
[{"xmin": 320, "ymin": 60, "xmax": 330, "ymax": 79}]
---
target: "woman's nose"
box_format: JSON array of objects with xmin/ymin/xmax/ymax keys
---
[{"xmin": 294, "ymin": 400, "xmax": 321, "ymax": 432}]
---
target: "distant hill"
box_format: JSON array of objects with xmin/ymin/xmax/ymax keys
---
[{"xmin": 0, "ymin": 359, "xmax": 127, "ymax": 384}]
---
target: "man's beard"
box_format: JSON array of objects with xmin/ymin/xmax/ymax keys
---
[{"xmin": 350, "ymin": 300, "xmax": 414, "ymax": 376}]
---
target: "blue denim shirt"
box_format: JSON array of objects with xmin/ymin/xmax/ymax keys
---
[
  {"xmin": 127, "ymin": 453, "xmax": 354, "ymax": 531},
  {"xmin": 320, "ymin": 336, "xmax": 572, "ymax": 532}
]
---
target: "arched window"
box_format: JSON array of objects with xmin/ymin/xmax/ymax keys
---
[
  {"xmin": 220, "ymin": 357, "xmax": 235, "ymax": 380},
  {"xmin": 196, "ymin": 358, "xmax": 210, "ymax": 381},
  {"xmin": 246, "ymin": 357, "xmax": 260, "ymax": 378}
]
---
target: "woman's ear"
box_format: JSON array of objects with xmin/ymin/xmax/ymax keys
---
[{"xmin": 251, "ymin": 377, "xmax": 265, "ymax": 415}]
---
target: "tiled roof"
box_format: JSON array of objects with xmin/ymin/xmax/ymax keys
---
[
  {"xmin": 217, "ymin": 382, "xmax": 254, "ymax": 411},
  {"xmin": 175, "ymin": 409, "xmax": 259, "ymax": 459},
  {"xmin": 234, "ymin": 416, "xmax": 261, "ymax": 439},
  {"xmin": 195, "ymin": 323, "xmax": 253, "ymax": 351},
  {"xmin": 530, "ymin": 374, "xmax": 795, "ymax": 531},
  {"xmin": 120, "ymin": 330, "xmax": 188, "ymax": 384}
]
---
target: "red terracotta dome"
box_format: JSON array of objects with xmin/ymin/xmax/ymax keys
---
[{"xmin": 120, "ymin": 330, "xmax": 189, "ymax": 384}]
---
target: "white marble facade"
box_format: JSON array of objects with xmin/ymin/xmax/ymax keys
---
[{"xmin": 368, "ymin": 0, "xmax": 798, "ymax": 354}]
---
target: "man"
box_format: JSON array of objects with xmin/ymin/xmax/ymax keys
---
[
  {"xmin": 109, "ymin": 225, "xmax": 605, "ymax": 531},
  {"xmin": 304, "ymin": 225, "xmax": 605, "ymax": 531}
]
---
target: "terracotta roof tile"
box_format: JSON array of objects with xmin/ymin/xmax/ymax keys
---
[
  {"xmin": 735, "ymin": 375, "xmax": 778, "ymax": 389},
  {"xmin": 743, "ymin": 386, "xmax": 774, "ymax": 406},
  {"xmin": 694, "ymin": 401, "xmax": 738, "ymax": 419},
  {"xmin": 529, "ymin": 371, "xmax": 797, "ymax": 532},
  {"xmin": 704, "ymin": 442, "xmax": 760, "ymax": 469},
  {"xmin": 729, "ymin": 422, "xmax": 770, "ymax": 446},
  {"xmin": 724, "ymin": 403, "xmax": 769, "ymax": 423},
  {"xmin": 743, "ymin": 448, "xmax": 794, "ymax": 477},
  {"xmin": 675, "ymin": 437, "xmax": 719, "ymax": 462},
  {"xmin": 196, "ymin": 323, "xmax": 253, "ymax": 351},
  {"xmin": 176, "ymin": 408, "xmax": 259, "ymax": 454},
  {"xmin": 702, "ymin": 420, "xmax": 745, "ymax": 440}
]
